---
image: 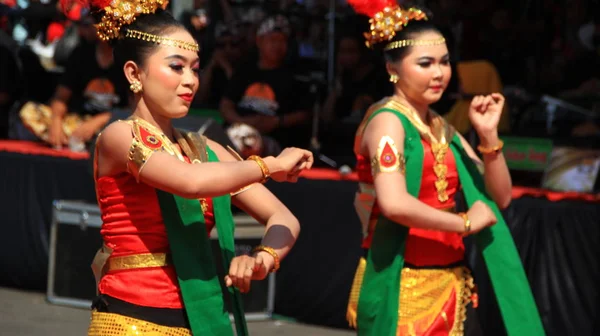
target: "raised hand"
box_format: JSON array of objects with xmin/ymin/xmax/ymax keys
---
[
  {"xmin": 464, "ymin": 200, "xmax": 497, "ymax": 236},
  {"xmin": 267, "ymin": 147, "xmax": 314, "ymax": 182},
  {"xmin": 468, "ymin": 93, "xmax": 505, "ymax": 136}
]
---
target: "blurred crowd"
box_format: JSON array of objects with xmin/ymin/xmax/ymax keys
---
[{"xmin": 0, "ymin": 0, "xmax": 598, "ymax": 165}]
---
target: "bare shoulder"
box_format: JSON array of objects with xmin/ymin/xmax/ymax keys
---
[
  {"xmin": 97, "ymin": 121, "xmax": 134, "ymax": 174},
  {"xmin": 362, "ymin": 112, "xmax": 406, "ymax": 151}
]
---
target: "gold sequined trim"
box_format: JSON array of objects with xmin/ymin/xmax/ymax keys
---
[
  {"xmin": 346, "ymin": 257, "xmax": 367, "ymax": 329},
  {"xmin": 88, "ymin": 310, "xmax": 192, "ymax": 336}
]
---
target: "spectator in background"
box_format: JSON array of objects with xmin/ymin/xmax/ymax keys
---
[
  {"xmin": 47, "ymin": 14, "xmax": 128, "ymax": 148},
  {"xmin": 195, "ymin": 22, "xmax": 243, "ymax": 109},
  {"xmin": 220, "ymin": 15, "xmax": 311, "ymax": 151},
  {"xmin": 320, "ymin": 25, "xmax": 391, "ymax": 163}
]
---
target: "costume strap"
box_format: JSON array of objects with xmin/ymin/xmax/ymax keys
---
[{"xmin": 156, "ymin": 132, "xmax": 248, "ymax": 336}]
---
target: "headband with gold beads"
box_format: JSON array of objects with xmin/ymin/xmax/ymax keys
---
[
  {"xmin": 347, "ymin": 0, "xmax": 446, "ymax": 51},
  {"xmin": 95, "ymin": 0, "xmax": 199, "ymax": 52}
]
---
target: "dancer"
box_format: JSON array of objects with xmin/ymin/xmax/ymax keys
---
[
  {"xmin": 346, "ymin": 1, "xmax": 544, "ymax": 335},
  {"xmin": 70, "ymin": 0, "xmax": 313, "ymax": 335}
]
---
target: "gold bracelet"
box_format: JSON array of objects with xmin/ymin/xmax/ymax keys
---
[
  {"xmin": 247, "ymin": 155, "xmax": 270, "ymax": 183},
  {"xmin": 458, "ymin": 212, "xmax": 471, "ymax": 235},
  {"xmin": 252, "ymin": 245, "xmax": 280, "ymax": 273},
  {"xmin": 477, "ymin": 140, "xmax": 504, "ymax": 155}
]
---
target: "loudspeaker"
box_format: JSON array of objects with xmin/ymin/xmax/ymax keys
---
[{"xmin": 47, "ymin": 200, "xmax": 274, "ymax": 321}]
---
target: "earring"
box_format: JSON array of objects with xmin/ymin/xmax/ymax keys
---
[
  {"xmin": 389, "ymin": 74, "xmax": 398, "ymax": 83},
  {"xmin": 130, "ymin": 81, "xmax": 142, "ymax": 93}
]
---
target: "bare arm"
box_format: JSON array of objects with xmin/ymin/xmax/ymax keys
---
[
  {"xmin": 97, "ymin": 121, "xmax": 275, "ymax": 199},
  {"xmin": 209, "ymin": 139, "xmax": 300, "ymax": 270},
  {"xmin": 363, "ymin": 113, "xmax": 465, "ymax": 233},
  {"xmin": 50, "ymin": 86, "xmax": 71, "ymax": 120},
  {"xmin": 457, "ymin": 132, "xmax": 512, "ymax": 209}
]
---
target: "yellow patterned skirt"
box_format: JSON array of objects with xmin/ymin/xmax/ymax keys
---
[
  {"xmin": 347, "ymin": 258, "xmax": 476, "ymax": 336},
  {"xmin": 88, "ymin": 310, "xmax": 192, "ymax": 336}
]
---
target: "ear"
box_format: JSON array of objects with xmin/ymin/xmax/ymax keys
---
[
  {"xmin": 123, "ymin": 61, "xmax": 142, "ymax": 85},
  {"xmin": 385, "ymin": 61, "xmax": 399, "ymax": 78}
]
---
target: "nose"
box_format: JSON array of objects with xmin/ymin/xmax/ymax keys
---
[
  {"xmin": 433, "ymin": 64, "xmax": 443, "ymax": 80},
  {"xmin": 181, "ymin": 68, "xmax": 197, "ymax": 90}
]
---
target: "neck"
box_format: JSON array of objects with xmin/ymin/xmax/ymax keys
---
[
  {"xmin": 258, "ymin": 58, "xmax": 281, "ymax": 70},
  {"xmin": 393, "ymin": 90, "xmax": 429, "ymax": 122},
  {"xmin": 132, "ymin": 99, "xmax": 174, "ymax": 140}
]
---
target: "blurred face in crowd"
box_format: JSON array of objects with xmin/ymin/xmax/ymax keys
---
[
  {"xmin": 216, "ymin": 34, "xmax": 243, "ymax": 62},
  {"xmin": 78, "ymin": 21, "xmax": 98, "ymax": 42},
  {"xmin": 257, "ymin": 31, "xmax": 288, "ymax": 67},
  {"xmin": 387, "ymin": 30, "xmax": 451, "ymax": 106},
  {"xmin": 337, "ymin": 37, "xmax": 362, "ymax": 73},
  {"xmin": 126, "ymin": 28, "xmax": 200, "ymax": 119}
]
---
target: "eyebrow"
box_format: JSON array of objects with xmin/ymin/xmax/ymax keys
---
[
  {"xmin": 164, "ymin": 55, "xmax": 200, "ymax": 64},
  {"xmin": 416, "ymin": 54, "xmax": 450, "ymax": 61}
]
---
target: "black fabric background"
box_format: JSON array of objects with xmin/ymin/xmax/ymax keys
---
[{"xmin": 1, "ymin": 152, "xmax": 599, "ymax": 335}]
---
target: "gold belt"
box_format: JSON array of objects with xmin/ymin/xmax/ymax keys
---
[{"xmin": 106, "ymin": 253, "xmax": 171, "ymax": 272}]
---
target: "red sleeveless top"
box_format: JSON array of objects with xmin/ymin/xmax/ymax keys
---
[
  {"xmin": 96, "ymin": 157, "xmax": 215, "ymax": 309},
  {"xmin": 356, "ymin": 139, "xmax": 464, "ymax": 266}
]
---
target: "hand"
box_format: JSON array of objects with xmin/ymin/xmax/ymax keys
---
[
  {"xmin": 464, "ymin": 201, "xmax": 497, "ymax": 235},
  {"xmin": 71, "ymin": 119, "xmax": 99, "ymax": 142},
  {"xmin": 266, "ymin": 147, "xmax": 314, "ymax": 182},
  {"xmin": 468, "ymin": 93, "xmax": 505, "ymax": 136},
  {"xmin": 48, "ymin": 118, "xmax": 68, "ymax": 148},
  {"xmin": 224, "ymin": 252, "xmax": 274, "ymax": 293}
]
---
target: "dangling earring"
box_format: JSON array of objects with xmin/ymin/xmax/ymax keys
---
[
  {"xmin": 130, "ymin": 81, "xmax": 142, "ymax": 93},
  {"xmin": 389, "ymin": 74, "xmax": 398, "ymax": 83}
]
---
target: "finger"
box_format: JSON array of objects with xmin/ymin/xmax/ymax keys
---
[
  {"xmin": 482, "ymin": 95, "xmax": 494, "ymax": 108},
  {"xmin": 490, "ymin": 93, "xmax": 504, "ymax": 103},
  {"xmin": 239, "ymin": 262, "xmax": 253, "ymax": 293},
  {"xmin": 254, "ymin": 253, "xmax": 264, "ymax": 271},
  {"xmin": 224, "ymin": 275, "xmax": 233, "ymax": 287}
]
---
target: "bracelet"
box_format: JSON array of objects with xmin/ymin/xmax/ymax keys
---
[
  {"xmin": 247, "ymin": 155, "xmax": 270, "ymax": 183},
  {"xmin": 252, "ymin": 245, "xmax": 280, "ymax": 273},
  {"xmin": 458, "ymin": 212, "xmax": 471, "ymax": 235},
  {"xmin": 477, "ymin": 140, "xmax": 504, "ymax": 155}
]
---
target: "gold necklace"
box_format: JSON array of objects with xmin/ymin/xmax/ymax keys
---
[{"xmin": 388, "ymin": 97, "xmax": 453, "ymax": 203}]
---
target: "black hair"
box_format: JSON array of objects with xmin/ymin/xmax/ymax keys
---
[
  {"xmin": 379, "ymin": 8, "xmax": 444, "ymax": 63},
  {"xmin": 109, "ymin": 9, "xmax": 188, "ymax": 70}
]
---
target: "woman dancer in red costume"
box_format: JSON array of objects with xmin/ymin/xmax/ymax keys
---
[
  {"xmin": 66, "ymin": 0, "xmax": 313, "ymax": 335},
  {"xmin": 346, "ymin": 1, "xmax": 544, "ymax": 335}
]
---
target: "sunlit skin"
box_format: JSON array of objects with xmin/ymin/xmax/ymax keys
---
[
  {"xmin": 125, "ymin": 29, "xmax": 200, "ymax": 126},
  {"xmin": 386, "ymin": 31, "xmax": 452, "ymax": 113}
]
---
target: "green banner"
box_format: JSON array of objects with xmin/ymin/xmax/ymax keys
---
[{"xmin": 501, "ymin": 136, "xmax": 553, "ymax": 172}]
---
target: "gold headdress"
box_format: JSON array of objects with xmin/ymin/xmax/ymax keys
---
[
  {"xmin": 347, "ymin": 0, "xmax": 445, "ymax": 50},
  {"xmin": 79, "ymin": 0, "xmax": 199, "ymax": 52}
]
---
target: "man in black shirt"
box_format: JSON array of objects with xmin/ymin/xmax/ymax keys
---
[
  {"xmin": 220, "ymin": 15, "xmax": 311, "ymax": 149},
  {"xmin": 48, "ymin": 19, "xmax": 127, "ymax": 148}
]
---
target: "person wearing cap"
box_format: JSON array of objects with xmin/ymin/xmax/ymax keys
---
[{"xmin": 219, "ymin": 14, "xmax": 311, "ymax": 151}]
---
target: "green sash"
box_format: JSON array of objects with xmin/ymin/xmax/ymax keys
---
[
  {"xmin": 357, "ymin": 108, "xmax": 544, "ymax": 336},
  {"xmin": 156, "ymin": 141, "xmax": 248, "ymax": 336}
]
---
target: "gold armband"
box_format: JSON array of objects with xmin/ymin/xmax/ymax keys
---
[
  {"xmin": 371, "ymin": 136, "xmax": 406, "ymax": 176},
  {"xmin": 247, "ymin": 155, "xmax": 270, "ymax": 183},
  {"xmin": 127, "ymin": 121, "xmax": 165, "ymax": 182},
  {"xmin": 252, "ymin": 245, "xmax": 280, "ymax": 273}
]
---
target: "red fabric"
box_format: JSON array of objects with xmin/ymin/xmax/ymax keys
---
[
  {"xmin": 355, "ymin": 140, "xmax": 464, "ymax": 266},
  {"xmin": 46, "ymin": 22, "xmax": 65, "ymax": 43},
  {"xmin": 0, "ymin": 140, "xmax": 90, "ymax": 159},
  {"xmin": 404, "ymin": 141, "xmax": 464, "ymax": 266},
  {"xmin": 96, "ymin": 165, "xmax": 214, "ymax": 309},
  {"xmin": 422, "ymin": 286, "xmax": 458, "ymax": 335}
]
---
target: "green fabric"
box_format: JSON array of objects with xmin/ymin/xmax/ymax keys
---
[
  {"xmin": 357, "ymin": 108, "xmax": 545, "ymax": 336},
  {"xmin": 156, "ymin": 146, "xmax": 248, "ymax": 336}
]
